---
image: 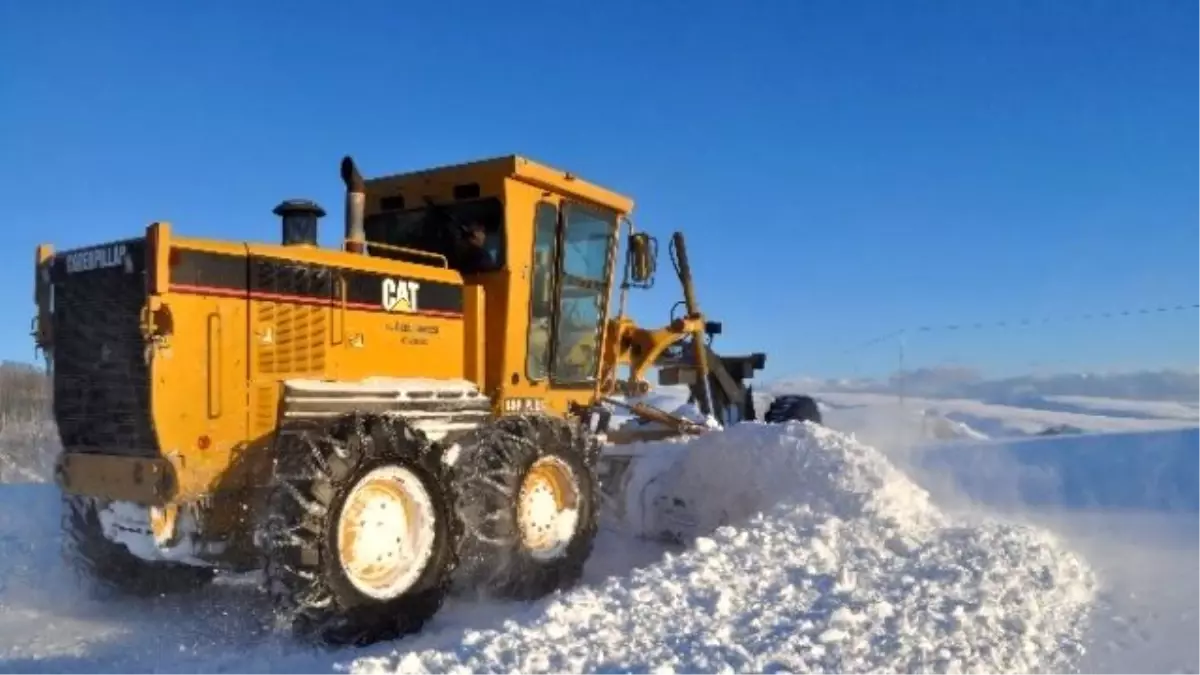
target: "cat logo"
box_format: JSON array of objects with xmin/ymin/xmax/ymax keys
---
[{"xmin": 382, "ymin": 278, "xmax": 421, "ymax": 313}]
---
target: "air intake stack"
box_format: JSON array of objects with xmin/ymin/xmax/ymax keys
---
[{"xmin": 273, "ymin": 199, "xmax": 326, "ymax": 247}]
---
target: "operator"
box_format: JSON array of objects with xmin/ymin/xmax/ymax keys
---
[{"xmin": 457, "ymin": 221, "xmax": 499, "ymax": 274}]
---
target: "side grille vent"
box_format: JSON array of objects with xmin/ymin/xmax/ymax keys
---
[
  {"xmin": 251, "ymin": 258, "xmax": 331, "ymax": 378},
  {"xmin": 250, "ymin": 257, "xmax": 333, "ymax": 437}
]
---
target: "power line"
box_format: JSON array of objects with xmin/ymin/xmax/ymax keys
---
[
  {"xmin": 844, "ymin": 301, "xmax": 1199, "ymax": 355},
  {"xmin": 910, "ymin": 302, "xmax": 1198, "ymax": 334}
]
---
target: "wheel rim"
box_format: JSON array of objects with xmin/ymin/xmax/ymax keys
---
[
  {"xmin": 335, "ymin": 465, "xmax": 437, "ymax": 600},
  {"xmin": 517, "ymin": 456, "xmax": 581, "ymax": 561}
]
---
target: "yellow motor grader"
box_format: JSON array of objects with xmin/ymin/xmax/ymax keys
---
[{"xmin": 31, "ymin": 153, "xmax": 811, "ymax": 646}]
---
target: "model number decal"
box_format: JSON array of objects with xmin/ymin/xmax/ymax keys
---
[
  {"xmin": 385, "ymin": 320, "xmax": 438, "ymax": 347},
  {"xmin": 381, "ymin": 278, "xmax": 421, "ymax": 313},
  {"xmin": 502, "ymin": 398, "xmax": 545, "ymax": 413},
  {"xmin": 64, "ymin": 244, "xmax": 128, "ymax": 274}
]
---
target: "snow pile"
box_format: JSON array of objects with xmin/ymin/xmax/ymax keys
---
[
  {"xmin": 608, "ymin": 422, "xmax": 946, "ymax": 542},
  {"xmin": 353, "ymin": 422, "xmax": 1097, "ymax": 674}
]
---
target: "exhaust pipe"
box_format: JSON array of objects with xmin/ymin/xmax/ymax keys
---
[{"xmin": 340, "ymin": 156, "xmax": 366, "ymax": 254}]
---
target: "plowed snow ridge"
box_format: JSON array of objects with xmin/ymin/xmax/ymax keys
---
[{"xmin": 354, "ymin": 423, "xmax": 1097, "ymax": 674}]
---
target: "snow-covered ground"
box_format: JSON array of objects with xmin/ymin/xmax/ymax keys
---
[
  {"xmin": 0, "ymin": 382, "xmax": 1195, "ymax": 673},
  {"xmin": 907, "ymin": 428, "xmax": 1199, "ymax": 674},
  {"xmin": 1039, "ymin": 395, "xmax": 1200, "ymax": 422},
  {"xmin": 814, "ymin": 391, "xmax": 1197, "ymax": 439},
  {"xmin": 809, "ymin": 388, "xmax": 1199, "ymax": 675}
]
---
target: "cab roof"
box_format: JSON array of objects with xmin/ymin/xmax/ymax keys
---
[{"xmin": 364, "ymin": 154, "xmax": 635, "ymax": 215}]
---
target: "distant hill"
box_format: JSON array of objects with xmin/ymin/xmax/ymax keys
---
[{"xmin": 769, "ymin": 367, "xmax": 1199, "ymax": 403}]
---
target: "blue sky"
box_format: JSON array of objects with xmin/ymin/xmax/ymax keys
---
[{"xmin": 1, "ymin": 1, "xmax": 1195, "ymax": 379}]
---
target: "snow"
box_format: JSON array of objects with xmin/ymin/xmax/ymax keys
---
[
  {"xmin": 772, "ymin": 367, "xmax": 1199, "ymax": 403},
  {"xmin": 95, "ymin": 500, "xmax": 212, "ymax": 565},
  {"xmin": 884, "ymin": 424, "xmax": 1199, "ymax": 674},
  {"xmin": 1012, "ymin": 511, "xmax": 1198, "ymax": 674},
  {"xmin": 516, "ymin": 422, "xmax": 1099, "ymax": 667},
  {"xmin": 284, "ymin": 377, "xmax": 483, "ymax": 395},
  {"xmin": 811, "ymin": 398, "xmax": 993, "ymax": 452},
  {"xmin": 814, "ymin": 391, "xmax": 1197, "ymax": 438},
  {"xmin": 0, "ymin": 417, "xmax": 1099, "ymax": 667},
  {"xmin": 356, "ymin": 502, "xmax": 1093, "ymax": 673},
  {"xmin": 0, "ymin": 382, "xmax": 1196, "ymax": 673},
  {"xmin": 1040, "ymin": 395, "xmax": 1199, "ymax": 422},
  {"xmin": 605, "ymin": 386, "xmax": 709, "ymax": 431},
  {"xmin": 914, "ymin": 427, "xmax": 1199, "ymax": 511}
]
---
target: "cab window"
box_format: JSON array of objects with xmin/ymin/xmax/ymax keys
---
[
  {"xmin": 525, "ymin": 201, "xmax": 558, "ymax": 380},
  {"xmin": 363, "ymin": 197, "xmax": 505, "ymax": 273}
]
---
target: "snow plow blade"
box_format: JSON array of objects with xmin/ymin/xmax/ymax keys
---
[
  {"xmin": 591, "ymin": 397, "xmax": 723, "ymax": 542},
  {"xmin": 591, "ymin": 391, "xmax": 826, "ymax": 543}
]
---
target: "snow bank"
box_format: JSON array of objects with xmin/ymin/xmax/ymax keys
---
[
  {"xmin": 354, "ymin": 422, "xmax": 1097, "ymax": 674},
  {"xmin": 814, "ymin": 391, "xmax": 1197, "ymax": 437},
  {"xmin": 918, "ymin": 427, "xmax": 1200, "ymax": 512}
]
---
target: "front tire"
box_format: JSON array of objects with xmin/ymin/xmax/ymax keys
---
[
  {"xmin": 448, "ymin": 415, "xmax": 599, "ymax": 600},
  {"xmin": 262, "ymin": 413, "xmax": 460, "ymax": 646}
]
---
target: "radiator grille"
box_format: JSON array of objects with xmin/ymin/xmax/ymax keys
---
[{"xmin": 50, "ymin": 239, "xmax": 156, "ymax": 457}]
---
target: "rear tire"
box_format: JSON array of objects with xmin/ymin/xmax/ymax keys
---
[
  {"xmin": 764, "ymin": 394, "xmax": 823, "ymax": 425},
  {"xmin": 262, "ymin": 412, "xmax": 460, "ymax": 646},
  {"xmin": 60, "ymin": 494, "xmax": 215, "ymax": 598},
  {"xmin": 448, "ymin": 415, "xmax": 599, "ymax": 600}
]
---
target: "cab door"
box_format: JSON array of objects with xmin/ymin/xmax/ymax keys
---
[
  {"xmin": 546, "ymin": 200, "xmax": 615, "ymax": 386},
  {"xmin": 515, "ymin": 196, "xmax": 617, "ymax": 414}
]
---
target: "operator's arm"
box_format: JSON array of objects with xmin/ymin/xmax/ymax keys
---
[{"xmin": 458, "ymin": 246, "xmax": 498, "ymax": 275}]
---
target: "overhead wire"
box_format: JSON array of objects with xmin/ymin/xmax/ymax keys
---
[{"xmin": 842, "ymin": 301, "xmax": 1199, "ymax": 355}]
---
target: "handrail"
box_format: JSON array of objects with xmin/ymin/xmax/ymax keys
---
[{"xmin": 350, "ymin": 239, "xmax": 449, "ymax": 268}]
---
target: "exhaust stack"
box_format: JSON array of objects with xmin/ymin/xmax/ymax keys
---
[{"xmin": 340, "ymin": 156, "xmax": 366, "ymax": 254}]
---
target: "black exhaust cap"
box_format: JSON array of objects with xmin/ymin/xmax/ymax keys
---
[{"xmin": 273, "ymin": 199, "xmax": 326, "ymax": 247}]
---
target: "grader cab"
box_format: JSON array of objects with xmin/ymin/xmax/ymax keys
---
[{"xmin": 31, "ymin": 153, "xmax": 770, "ymax": 646}]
